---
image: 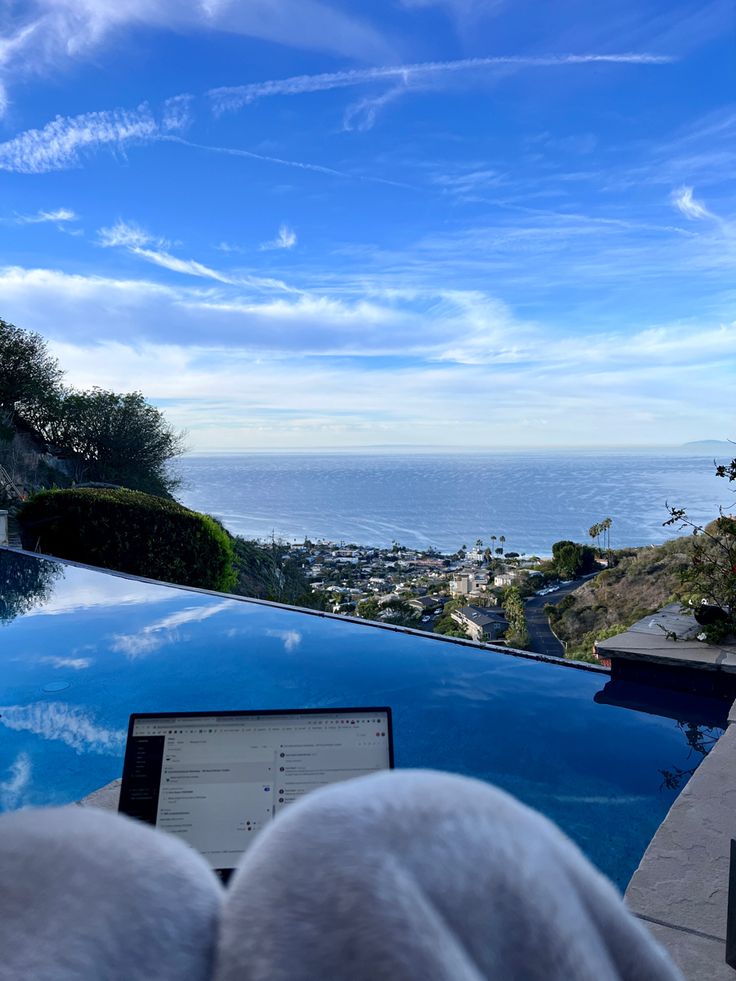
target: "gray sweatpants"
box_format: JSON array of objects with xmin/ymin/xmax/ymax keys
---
[{"xmin": 0, "ymin": 769, "xmax": 681, "ymax": 980}]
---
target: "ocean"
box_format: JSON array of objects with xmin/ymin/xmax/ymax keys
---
[{"xmin": 173, "ymin": 450, "xmax": 731, "ymax": 555}]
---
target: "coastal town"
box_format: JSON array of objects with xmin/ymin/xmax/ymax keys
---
[{"xmin": 284, "ymin": 537, "xmax": 569, "ymax": 646}]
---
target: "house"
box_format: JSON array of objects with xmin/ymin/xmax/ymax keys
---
[
  {"xmin": 493, "ymin": 571, "xmax": 522, "ymax": 588},
  {"xmin": 408, "ymin": 595, "xmax": 446, "ymax": 614},
  {"xmin": 450, "ymin": 574, "xmax": 472, "ymax": 596},
  {"xmin": 451, "ymin": 605, "xmax": 508, "ymax": 642},
  {"xmin": 451, "ymin": 572, "xmax": 490, "ymax": 596}
]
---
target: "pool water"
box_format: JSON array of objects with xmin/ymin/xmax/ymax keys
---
[{"xmin": 0, "ymin": 549, "xmax": 724, "ymax": 888}]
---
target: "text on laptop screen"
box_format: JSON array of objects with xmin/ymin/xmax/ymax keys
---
[{"xmin": 121, "ymin": 710, "xmax": 391, "ymax": 869}]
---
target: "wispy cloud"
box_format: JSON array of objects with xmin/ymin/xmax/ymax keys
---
[
  {"xmin": 671, "ymin": 185, "xmax": 715, "ymax": 220},
  {"xmin": 41, "ymin": 656, "xmax": 93, "ymax": 670},
  {"xmin": 210, "ymin": 52, "xmax": 674, "ymax": 112},
  {"xmin": 265, "ymin": 629, "xmax": 302, "ymax": 651},
  {"xmin": 0, "ymin": 753, "xmax": 31, "ymax": 810},
  {"xmin": 0, "ymin": 702, "xmax": 125, "ymax": 754},
  {"xmin": 0, "ymin": 106, "xmax": 158, "ymax": 174},
  {"xmin": 110, "ymin": 601, "xmax": 233, "ymax": 659},
  {"xmin": 14, "ymin": 207, "xmax": 78, "ymax": 225},
  {"xmin": 342, "ymin": 84, "xmax": 409, "ymax": 132},
  {"xmin": 168, "ymin": 136, "xmax": 413, "ymax": 190},
  {"xmin": 260, "ymin": 224, "xmax": 297, "ymax": 251},
  {"xmin": 0, "ymin": 1, "xmax": 389, "ymax": 114},
  {"xmin": 99, "ymin": 219, "xmax": 296, "ymax": 293},
  {"xmin": 98, "ymin": 220, "xmax": 166, "ymax": 249}
]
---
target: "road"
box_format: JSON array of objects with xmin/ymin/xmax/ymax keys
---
[{"xmin": 524, "ymin": 579, "xmax": 586, "ymax": 657}]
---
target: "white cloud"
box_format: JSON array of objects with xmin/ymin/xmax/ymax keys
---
[
  {"xmin": 265, "ymin": 629, "xmax": 302, "ymax": 651},
  {"xmin": 110, "ymin": 601, "xmax": 233, "ymax": 659},
  {"xmin": 98, "ymin": 219, "xmax": 163, "ymax": 249},
  {"xmin": 342, "ymin": 84, "xmax": 409, "ymax": 132},
  {"xmin": 0, "ymin": 753, "xmax": 31, "ymax": 810},
  {"xmin": 671, "ymin": 185, "xmax": 715, "ymax": 220},
  {"xmin": 14, "ymin": 207, "xmax": 78, "ymax": 225},
  {"xmin": 162, "ymin": 94, "xmax": 194, "ymax": 132},
  {"xmin": 41, "ymin": 656, "xmax": 93, "ymax": 670},
  {"xmin": 210, "ymin": 52, "xmax": 674, "ymax": 112},
  {"xmin": 0, "ymin": 0, "xmax": 389, "ymax": 110},
  {"xmin": 98, "ymin": 220, "xmax": 296, "ymax": 292},
  {"xmin": 0, "ymin": 703, "xmax": 125, "ymax": 755},
  {"xmin": 260, "ymin": 224, "xmax": 297, "ymax": 251},
  {"xmin": 0, "ymin": 105, "xmax": 157, "ymax": 174}
]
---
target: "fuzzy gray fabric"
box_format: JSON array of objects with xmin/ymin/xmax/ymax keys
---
[
  {"xmin": 0, "ymin": 805, "xmax": 222, "ymax": 981},
  {"xmin": 0, "ymin": 770, "xmax": 681, "ymax": 981},
  {"xmin": 216, "ymin": 770, "xmax": 681, "ymax": 981}
]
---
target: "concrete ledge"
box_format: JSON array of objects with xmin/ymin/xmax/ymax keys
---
[
  {"xmin": 641, "ymin": 920, "xmax": 735, "ymax": 981},
  {"xmin": 625, "ymin": 722, "xmax": 736, "ymax": 978},
  {"xmin": 77, "ymin": 779, "xmax": 121, "ymax": 811}
]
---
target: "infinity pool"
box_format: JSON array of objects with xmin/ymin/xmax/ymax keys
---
[{"xmin": 0, "ymin": 548, "xmax": 724, "ymax": 887}]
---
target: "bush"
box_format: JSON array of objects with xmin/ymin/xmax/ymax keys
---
[
  {"xmin": 566, "ymin": 623, "xmax": 627, "ymax": 663},
  {"xmin": 551, "ymin": 540, "xmax": 596, "ymax": 579},
  {"xmin": 19, "ymin": 488, "xmax": 236, "ymax": 592}
]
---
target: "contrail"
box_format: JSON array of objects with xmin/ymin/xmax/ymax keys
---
[{"xmin": 210, "ymin": 53, "xmax": 674, "ymax": 112}]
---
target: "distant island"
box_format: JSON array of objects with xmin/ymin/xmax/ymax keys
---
[{"xmin": 681, "ymin": 440, "xmax": 734, "ymax": 449}]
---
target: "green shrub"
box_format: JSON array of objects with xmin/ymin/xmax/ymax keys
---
[
  {"xmin": 19, "ymin": 488, "xmax": 236, "ymax": 592},
  {"xmin": 565, "ymin": 623, "xmax": 627, "ymax": 663}
]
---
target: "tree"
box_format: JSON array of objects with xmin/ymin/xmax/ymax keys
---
[
  {"xmin": 0, "ymin": 319, "xmax": 63, "ymax": 424},
  {"xmin": 665, "ymin": 452, "xmax": 736, "ymax": 642},
  {"xmin": 588, "ymin": 518, "xmax": 612, "ymax": 559},
  {"xmin": 33, "ymin": 388, "xmax": 185, "ymax": 496},
  {"xmin": 503, "ymin": 585, "xmax": 529, "ymax": 648},
  {"xmin": 588, "ymin": 522, "xmax": 602, "ymax": 553},
  {"xmin": 551, "ymin": 540, "xmax": 596, "ymax": 579},
  {"xmin": 0, "ymin": 549, "xmax": 63, "ymax": 623}
]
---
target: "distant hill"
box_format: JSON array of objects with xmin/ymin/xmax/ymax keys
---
[
  {"xmin": 547, "ymin": 537, "xmax": 693, "ymax": 661},
  {"xmin": 681, "ymin": 440, "xmax": 734, "ymax": 450}
]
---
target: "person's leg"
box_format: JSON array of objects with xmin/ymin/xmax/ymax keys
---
[
  {"xmin": 217, "ymin": 770, "xmax": 681, "ymax": 981},
  {"xmin": 0, "ymin": 805, "xmax": 223, "ymax": 981}
]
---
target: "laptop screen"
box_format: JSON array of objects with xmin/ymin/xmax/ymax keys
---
[{"xmin": 119, "ymin": 708, "xmax": 393, "ymax": 875}]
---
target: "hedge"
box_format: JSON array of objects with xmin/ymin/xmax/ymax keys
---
[{"xmin": 19, "ymin": 487, "xmax": 236, "ymax": 592}]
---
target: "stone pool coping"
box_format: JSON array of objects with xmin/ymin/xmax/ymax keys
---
[{"xmin": 624, "ymin": 698, "xmax": 736, "ymax": 979}]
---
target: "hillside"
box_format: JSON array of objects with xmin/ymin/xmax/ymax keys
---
[
  {"xmin": 231, "ymin": 537, "xmax": 317, "ymax": 607},
  {"xmin": 548, "ymin": 536, "xmax": 694, "ymax": 661}
]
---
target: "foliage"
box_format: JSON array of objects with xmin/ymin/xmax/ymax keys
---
[
  {"xmin": 551, "ymin": 540, "xmax": 596, "ymax": 579},
  {"xmin": 502, "ymin": 584, "xmax": 529, "ymax": 648},
  {"xmin": 433, "ymin": 596, "xmax": 470, "ymax": 638},
  {"xmin": 28, "ymin": 388, "xmax": 184, "ymax": 496},
  {"xmin": 550, "ymin": 538, "xmax": 693, "ymax": 652},
  {"xmin": 660, "ymin": 723, "xmax": 719, "ymax": 791},
  {"xmin": 0, "ymin": 320, "xmax": 184, "ymax": 498},
  {"xmin": 230, "ymin": 536, "xmax": 313, "ymax": 605},
  {"xmin": 19, "ymin": 488, "xmax": 236, "ymax": 592},
  {"xmin": 588, "ymin": 518, "xmax": 614, "ymax": 566},
  {"xmin": 0, "ymin": 319, "xmax": 64, "ymax": 421},
  {"xmin": 357, "ymin": 596, "xmax": 420, "ymax": 628},
  {"xmin": 565, "ymin": 623, "xmax": 628, "ymax": 663},
  {"xmin": 664, "ymin": 452, "xmax": 736, "ymax": 642},
  {"xmin": 0, "ymin": 550, "xmax": 63, "ymax": 624},
  {"xmin": 545, "ymin": 592, "xmax": 576, "ymax": 622}
]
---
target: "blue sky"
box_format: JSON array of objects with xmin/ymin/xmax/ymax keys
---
[{"xmin": 0, "ymin": 0, "xmax": 733, "ymax": 450}]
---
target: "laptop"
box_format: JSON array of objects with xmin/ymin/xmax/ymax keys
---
[{"xmin": 118, "ymin": 707, "xmax": 394, "ymax": 881}]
